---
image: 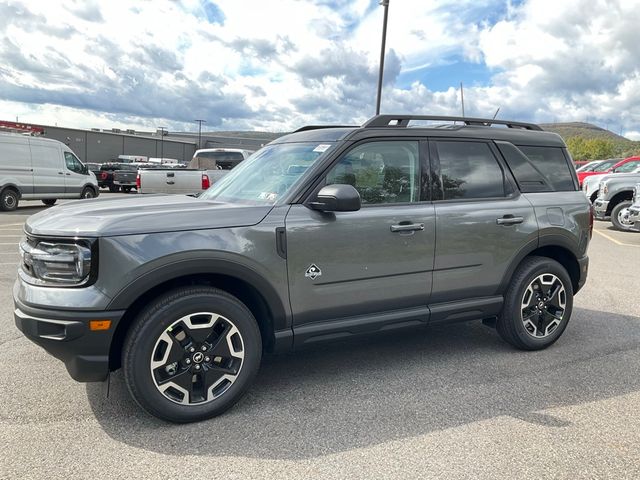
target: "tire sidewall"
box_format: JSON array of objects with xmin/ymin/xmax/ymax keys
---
[
  {"xmin": 505, "ymin": 258, "xmax": 573, "ymax": 349},
  {"xmin": 611, "ymin": 201, "xmax": 633, "ymax": 231},
  {"xmin": 123, "ymin": 289, "xmax": 262, "ymax": 423},
  {"xmin": 1, "ymin": 189, "xmax": 18, "ymax": 211},
  {"xmin": 81, "ymin": 187, "xmax": 95, "ymax": 199}
]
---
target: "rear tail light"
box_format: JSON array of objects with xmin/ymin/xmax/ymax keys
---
[
  {"xmin": 589, "ymin": 205, "xmax": 594, "ymax": 239},
  {"xmin": 136, "ymin": 173, "xmax": 141, "ymax": 189},
  {"xmin": 202, "ymin": 174, "xmax": 210, "ymax": 190},
  {"xmin": 100, "ymin": 172, "xmax": 107, "ymax": 180}
]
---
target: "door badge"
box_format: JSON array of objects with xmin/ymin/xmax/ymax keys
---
[{"xmin": 305, "ymin": 264, "xmax": 322, "ymax": 280}]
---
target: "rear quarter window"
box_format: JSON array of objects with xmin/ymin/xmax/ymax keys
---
[{"xmin": 515, "ymin": 145, "xmax": 575, "ymax": 191}]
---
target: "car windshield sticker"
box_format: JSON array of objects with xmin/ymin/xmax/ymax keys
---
[
  {"xmin": 305, "ymin": 264, "xmax": 322, "ymax": 279},
  {"xmin": 313, "ymin": 144, "xmax": 332, "ymax": 153}
]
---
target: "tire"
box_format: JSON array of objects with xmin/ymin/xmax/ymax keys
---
[
  {"xmin": 81, "ymin": 187, "xmax": 96, "ymax": 199},
  {"xmin": 0, "ymin": 188, "xmax": 19, "ymax": 211},
  {"xmin": 122, "ymin": 287, "xmax": 262, "ymax": 423},
  {"xmin": 122, "ymin": 186, "xmax": 132, "ymax": 193},
  {"xmin": 109, "ymin": 185, "xmax": 120, "ymax": 193},
  {"xmin": 496, "ymin": 256, "xmax": 573, "ymax": 350},
  {"xmin": 42, "ymin": 199, "xmax": 57, "ymax": 206},
  {"xmin": 611, "ymin": 201, "xmax": 633, "ymax": 231}
]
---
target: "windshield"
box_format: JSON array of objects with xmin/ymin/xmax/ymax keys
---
[
  {"xmin": 199, "ymin": 142, "xmax": 335, "ymax": 205},
  {"xmin": 615, "ymin": 161, "xmax": 640, "ymax": 173},
  {"xmin": 576, "ymin": 161, "xmax": 600, "ymax": 172},
  {"xmin": 594, "ymin": 160, "xmax": 618, "ymax": 172}
]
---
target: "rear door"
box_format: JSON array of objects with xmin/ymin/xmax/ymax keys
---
[
  {"xmin": 285, "ymin": 139, "xmax": 435, "ymax": 340},
  {"xmin": 429, "ymin": 139, "xmax": 537, "ymax": 308},
  {"xmin": 29, "ymin": 140, "xmax": 66, "ymax": 196}
]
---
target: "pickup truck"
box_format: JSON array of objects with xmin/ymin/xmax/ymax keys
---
[
  {"xmin": 593, "ymin": 172, "xmax": 640, "ymax": 230},
  {"xmin": 113, "ymin": 169, "xmax": 138, "ymax": 193},
  {"xmin": 137, "ymin": 168, "xmax": 227, "ymax": 195}
]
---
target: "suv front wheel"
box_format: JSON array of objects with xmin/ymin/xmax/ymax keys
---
[
  {"xmin": 497, "ymin": 256, "xmax": 573, "ymax": 350},
  {"xmin": 123, "ymin": 287, "xmax": 262, "ymax": 423}
]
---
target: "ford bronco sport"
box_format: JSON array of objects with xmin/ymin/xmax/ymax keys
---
[{"xmin": 14, "ymin": 115, "xmax": 591, "ymax": 423}]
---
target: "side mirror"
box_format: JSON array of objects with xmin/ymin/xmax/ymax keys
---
[{"xmin": 309, "ymin": 184, "xmax": 361, "ymax": 212}]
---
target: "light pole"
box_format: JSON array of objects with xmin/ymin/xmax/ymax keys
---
[
  {"xmin": 375, "ymin": 0, "xmax": 390, "ymax": 115},
  {"xmin": 158, "ymin": 127, "xmax": 167, "ymax": 160},
  {"xmin": 194, "ymin": 119, "xmax": 206, "ymax": 149}
]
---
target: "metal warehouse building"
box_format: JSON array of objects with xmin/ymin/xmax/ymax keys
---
[{"xmin": 0, "ymin": 121, "xmax": 197, "ymax": 164}]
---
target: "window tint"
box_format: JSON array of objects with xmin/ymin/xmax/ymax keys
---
[
  {"xmin": 326, "ymin": 141, "xmax": 420, "ymax": 204},
  {"xmin": 593, "ymin": 159, "xmax": 618, "ymax": 172},
  {"xmin": 64, "ymin": 152, "xmax": 84, "ymax": 174},
  {"xmin": 435, "ymin": 141, "xmax": 505, "ymax": 200},
  {"xmin": 495, "ymin": 142, "xmax": 551, "ymax": 193},
  {"xmin": 517, "ymin": 146, "xmax": 574, "ymax": 191}
]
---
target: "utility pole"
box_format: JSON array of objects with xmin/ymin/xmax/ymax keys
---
[
  {"xmin": 460, "ymin": 82, "xmax": 465, "ymax": 117},
  {"xmin": 375, "ymin": 0, "xmax": 390, "ymax": 115},
  {"xmin": 158, "ymin": 127, "xmax": 167, "ymax": 160},
  {"xmin": 194, "ymin": 119, "xmax": 206, "ymax": 149}
]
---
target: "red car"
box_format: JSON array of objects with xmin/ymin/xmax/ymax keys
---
[{"xmin": 577, "ymin": 156, "xmax": 640, "ymax": 186}]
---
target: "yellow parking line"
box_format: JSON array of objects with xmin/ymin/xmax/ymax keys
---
[
  {"xmin": 0, "ymin": 224, "xmax": 25, "ymax": 227},
  {"xmin": 594, "ymin": 229, "xmax": 640, "ymax": 247},
  {"xmin": 0, "ymin": 243, "xmax": 18, "ymax": 245}
]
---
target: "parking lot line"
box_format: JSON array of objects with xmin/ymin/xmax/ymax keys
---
[
  {"xmin": 594, "ymin": 229, "xmax": 640, "ymax": 247},
  {"xmin": 0, "ymin": 224, "xmax": 26, "ymax": 227},
  {"xmin": 0, "ymin": 243, "xmax": 18, "ymax": 245}
]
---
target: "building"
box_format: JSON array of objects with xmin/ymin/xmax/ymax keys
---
[{"xmin": 0, "ymin": 120, "xmax": 197, "ymax": 164}]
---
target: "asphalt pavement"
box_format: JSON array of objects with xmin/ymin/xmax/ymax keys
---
[{"xmin": 1, "ymin": 194, "xmax": 639, "ymax": 479}]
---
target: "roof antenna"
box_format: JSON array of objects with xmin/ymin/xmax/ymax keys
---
[
  {"xmin": 493, "ymin": 107, "xmax": 500, "ymax": 119},
  {"xmin": 460, "ymin": 82, "xmax": 465, "ymax": 117}
]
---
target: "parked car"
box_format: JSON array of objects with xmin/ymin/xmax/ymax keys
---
[
  {"xmin": 581, "ymin": 164, "xmax": 640, "ymax": 203},
  {"xmin": 189, "ymin": 148, "xmax": 253, "ymax": 170},
  {"xmin": 627, "ymin": 183, "xmax": 640, "ymax": 232},
  {"xmin": 576, "ymin": 160, "xmax": 606, "ymax": 173},
  {"xmin": 15, "ymin": 114, "xmax": 591, "ymax": 423},
  {"xmin": 0, "ymin": 133, "xmax": 99, "ymax": 210},
  {"xmin": 97, "ymin": 163, "xmax": 127, "ymax": 192},
  {"xmin": 577, "ymin": 157, "xmax": 639, "ymax": 187},
  {"xmin": 137, "ymin": 168, "xmax": 227, "ymax": 195},
  {"xmin": 593, "ymin": 172, "xmax": 640, "ymax": 230},
  {"xmin": 112, "ymin": 168, "xmax": 138, "ymax": 193},
  {"xmin": 573, "ymin": 161, "xmax": 590, "ymax": 169}
]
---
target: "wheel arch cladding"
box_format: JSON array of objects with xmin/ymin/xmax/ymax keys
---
[{"xmin": 107, "ymin": 267, "xmax": 286, "ymax": 371}]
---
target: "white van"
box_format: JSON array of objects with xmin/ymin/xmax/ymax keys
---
[{"xmin": 0, "ymin": 133, "xmax": 99, "ymax": 211}]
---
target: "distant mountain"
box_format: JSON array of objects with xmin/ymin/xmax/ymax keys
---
[{"xmin": 540, "ymin": 122, "xmax": 630, "ymax": 142}]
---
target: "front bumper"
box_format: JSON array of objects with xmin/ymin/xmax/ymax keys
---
[
  {"xmin": 593, "ymin": 199, "xmax": 609, "ymax": 219},
  {"xmin": 14, "ymin": 299, "xmax": 125, "ymax": 382}
]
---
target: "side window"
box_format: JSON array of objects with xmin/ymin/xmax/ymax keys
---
[
  {"xmin": 435, "ymin": 141, "xmax": 505, "ymax": 200},
  {"xmin": 516, "ymin": 146, "xmax": 575, "ymax": 191},
  {"xmin": 325, "ymin": 141, "xmax": 420, "ymax": 204},
  {"xmin": 64, "ymin": 152, "xmax": 84, "ymax": 174}
]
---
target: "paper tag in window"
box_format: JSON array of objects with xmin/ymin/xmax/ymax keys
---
[{"xmin": 313, "ymin": 144, "xmax": 331, "ymax": 153}]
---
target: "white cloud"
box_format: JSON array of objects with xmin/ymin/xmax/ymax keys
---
[{"xmin": 0, "ymin": 0, "xmax": 638, "ymax": 139}]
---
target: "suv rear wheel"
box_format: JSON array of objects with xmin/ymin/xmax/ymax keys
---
[
  {"xmin": 123, "ymin": 287, "xmax": 262, "ymax": 423},
  {"xmin": 497, "ymin": 256, "xmax": 573, "ymax": 350}
]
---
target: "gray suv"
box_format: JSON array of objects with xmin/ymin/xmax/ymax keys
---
[{"xmin": 14, "ymin": 115, "xmax": 592, "ymax": 423}]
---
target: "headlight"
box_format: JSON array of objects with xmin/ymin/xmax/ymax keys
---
[
  {"xmin": 602, "ymin": 183, "xmax": 608, "ymax": 195},
  {"xmin": 20, "ymin": 238, "xmax": 95, "ymax": 286}
]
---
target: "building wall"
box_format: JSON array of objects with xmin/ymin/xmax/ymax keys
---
[{"xmin": 41, "ymin": 126, "xmax": 196, "ymax": 164}]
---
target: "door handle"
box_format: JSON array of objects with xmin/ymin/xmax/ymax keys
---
[
  {"xmin": 58, "ymin": 172, "xmax": 64, "ymax": 175},
  {"xmin": 390, "ymin": 223, "xmax": 424, "ymax": 232},
  {"xmin": 496, "ymin": 215, "xmax": 524, "ymax": 225},
  {"xmin": 166, "ymin": 181, "xmax": 175, "ymax": 185}
]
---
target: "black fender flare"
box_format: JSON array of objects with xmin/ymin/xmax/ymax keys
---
[
  {"xmin": 106, "ymin": 256, "xmax": 290, "ymax": 331},
  {"xmin": 0, "ymin": 183, "xmax": 23, "ymax": 198}
]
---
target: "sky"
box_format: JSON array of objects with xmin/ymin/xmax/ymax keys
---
[{"xmin": 1, "ymin": 0, "xmax": 639, "ymax": 139}]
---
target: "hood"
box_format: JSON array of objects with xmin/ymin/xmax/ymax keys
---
[{"xmin": 24, "ymin": 194, "xmax": 273, "ymax": 237}]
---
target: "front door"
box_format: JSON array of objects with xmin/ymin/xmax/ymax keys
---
[
  {"xmin": 285, "ymin": 140, "xmax": 435, "ymax": 339},
  {"xmin": 63, "ymin": 151, "xmax": 88, "ymax": 195}
]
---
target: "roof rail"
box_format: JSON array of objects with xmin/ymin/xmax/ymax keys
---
[
  {"xmin": 293, "ymin": 125, "xmax": 358, "ymax": 133},
  {"xmin": 362, "ymin": 115, "xmax": 543, "ymax": 131}
]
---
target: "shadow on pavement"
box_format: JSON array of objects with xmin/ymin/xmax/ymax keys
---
[{"xmin": 87, "ymin": 307, "xmax": 640, "ymax": 460}]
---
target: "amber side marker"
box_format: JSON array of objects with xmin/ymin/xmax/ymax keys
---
[{"xmin": 90, "ymin": 320, "xmax": 112, "ymax": 331}]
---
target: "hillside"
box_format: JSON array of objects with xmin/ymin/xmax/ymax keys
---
[{"xmin": 540, "ymin": 122, "xmax": 640, "ymax": 160}]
